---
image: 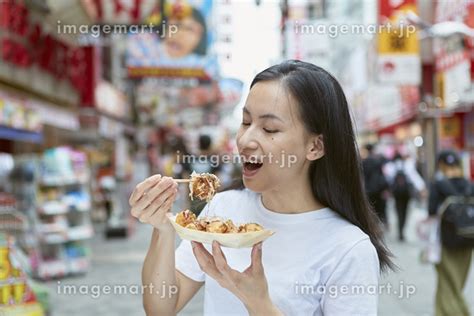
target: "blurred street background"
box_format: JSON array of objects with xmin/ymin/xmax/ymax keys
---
[{"xmin": 0, "ymin": 0, "xmax": 473, "ymax": 315}]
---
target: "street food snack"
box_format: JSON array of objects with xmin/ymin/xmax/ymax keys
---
[
  {"xmin": 168, "ymin": 210, "xmax": 273, "ymax": 248},
  {"xmin": 175, "ymin": 210, "xmax": 263, "ymax": 233},
  {"xmin": 188, "ymin": 172, "xmax": 220, "ymax": 202},
  {"xmin": 175, "ymin": 209, "xmax": 197, "ymax": 227}
]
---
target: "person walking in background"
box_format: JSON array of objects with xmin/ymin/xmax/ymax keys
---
[
  {"xmin": 362, "ymin": 143, "xmax": 389, "ymax": 226},
  {"xmin": 386, "ymin": 151, "xmax": 426, "ymax": 241},
  {"xmin": 428, "ymin": 150, "xmax": 473, "ymax": 316}
]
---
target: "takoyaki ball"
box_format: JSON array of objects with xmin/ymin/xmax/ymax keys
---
[
  {"xmin": 225, "ymin": 220, "xmax": 239, "ymax": 233},
  {"xmin": 176, "ymin": 210, "xmax": 197, "ymax": 227},
  {"xmin": 185, "ymin": 222, "xmax": 199, "ymax": 230},
  {"xmin": 206, "ymin": 221, "xmax": 228, "ymax": 233},
  {"xmin": 243, "ymin": 223, "xmax": 263, "ymax": 232}
]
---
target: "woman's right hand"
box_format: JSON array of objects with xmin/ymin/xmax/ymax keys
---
[{"xmin": 129, "ymin": 175, "xmax": 178, "ymax": 232}]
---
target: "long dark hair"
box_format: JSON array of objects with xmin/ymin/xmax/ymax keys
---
[{"xmin": 246, "ymin": 60, "xmax": 394, "ymax": 272}]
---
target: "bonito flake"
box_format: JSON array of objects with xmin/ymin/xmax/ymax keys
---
[{"xmin": 188, "ymin": 172, "xmax": 221, "ymax": 202}]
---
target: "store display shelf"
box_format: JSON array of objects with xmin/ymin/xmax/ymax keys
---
[
  {"xmin": 39, "ymin": 174, "xmax": 90, "ymax": 187},
  {"xmin": 37, "ymin": 260, "xmax": 67, "ymax": 279},
  {"xmin": 8, "ymin": 147, "xmax": 94, "ymax": 281},
  {"xmin": 37, "ymin": 200, "xmax": 91, "ymax": 215},
  {"xmin": 38, "ymin": 224, "xmax": 67, "ymax": 235},
  {"xmin": 37, "ymin": 257, "xmax": 90, "ymax": 279},
  {"xmin": 37, "ymin": 201, "xmax": 68, "ymax": 215},
  {"xmin": 67, "ymin": 257, "xmax": 89, "ymax": 274},
  {"xmin": 68, "ymin": 202, "xmax": 91, "ymax": 212},
  {"xmin": 0, "ymin": 125, "xmax": 43, "ymax": 143},
  {"xmin": 39, "ymin": 225, "xmax": 93, "ymax": 244},
  {"xmin": 67, "ymin": 226, "xmax": 94, "ymax": 241},
  {"xmin": 39, "ymin": 233, "xmax": 68, "ymax": 244}
]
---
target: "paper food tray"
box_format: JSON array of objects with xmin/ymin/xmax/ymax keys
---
[{"xmin": 168, "ymin": 214, "xmax": 275, "ymax": 248}]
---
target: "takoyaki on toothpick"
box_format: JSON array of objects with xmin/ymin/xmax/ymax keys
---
[{"xmin": 175, "ymin": 172, "xmax": 221, "ymax": 202}]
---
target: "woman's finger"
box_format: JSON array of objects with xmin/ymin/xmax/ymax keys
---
[
  {"xmin": 134, "ymin": 177, "xmax": 175, "ymax": 211},
  {"xmin": 147, "ymin": 191, "xmax": 177, "ymax": 225},
  {"xmin": 153, "ymin": 183, "xmax": 178, "ymax": 209},
  {"xmin": 129, "ymin": 174, "xmax": 161, "ymax": 205},
  {"xmin": 250, "ymin": 242, "xmax": 264, "ymax": 273},
  {"xmin": 131, "ymin": 183, "xmax": 171, "ymax": 218},
  {"xmin": 136, "ymin": 187, "xmax": 176, "ymax": 221},
  {"xmin": 192, "ymin": 242, "xmax": 222, "ymax": 280},
  {"xmin": 212, "ymin": 241, "xmax": 238, "ymax": 279}
]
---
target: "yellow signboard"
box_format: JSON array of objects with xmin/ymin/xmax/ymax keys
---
[{"xmin": 378, "ymin": 28, "xmax": 419, "ymax": 54}]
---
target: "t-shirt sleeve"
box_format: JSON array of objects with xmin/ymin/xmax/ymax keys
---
[
  {"xmin": 321, "ymin": 238, "xmax": 380, "ymax": 316},
  {"xmin": 175, "ymin": 239, "xmax": 205, "ymax": 282}
]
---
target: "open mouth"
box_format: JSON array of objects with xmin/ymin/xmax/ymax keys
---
[
  {"xmin": 241, "ymin": 155, "xmax": 264, "ymax": 177},
  {"xmin": 244, "ymin": 161, "xmax": 263, "ymax": 171}
]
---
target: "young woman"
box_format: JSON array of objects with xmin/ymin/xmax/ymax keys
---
[{"xmin": 130, "ymin": 60, "xmax": 394, "ymax": 315}]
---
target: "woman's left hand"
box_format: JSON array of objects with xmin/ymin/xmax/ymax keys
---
[{"xmin": 191, "ymin": 240, "xmax": 282, "ymax": 315}]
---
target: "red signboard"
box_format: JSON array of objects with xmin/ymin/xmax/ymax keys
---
[
  {"xmin": 379, "ymin": 0, "xmax": 416, "ymax": 23},
  {"xmin": 0, "ymin": 1, "xmax": 95, "ymax": 106},
  {"xmin": 465, "ymin": 2, "xmax": 474, "ymax": 79}
]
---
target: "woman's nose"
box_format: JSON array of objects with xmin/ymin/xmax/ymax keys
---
[{"xmin": 237, "ymin": 128, "xmax": 259, "ymax": 150}]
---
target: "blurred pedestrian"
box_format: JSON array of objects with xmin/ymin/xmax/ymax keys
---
[
  {"xmin": 362, "ymin": 144, "xmax": 389, "ymax": 226},
  {"xmin": 428, "ymin": 150, "xmax": 474, "ymax": 316},
  {"xmin": 386, "ymin": 151, "xmax": 426, "ymax": 241}
]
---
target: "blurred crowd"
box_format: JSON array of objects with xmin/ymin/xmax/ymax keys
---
[{"xmin": 361, "ymin": 143, "xmax": 474, "ymax": 315}]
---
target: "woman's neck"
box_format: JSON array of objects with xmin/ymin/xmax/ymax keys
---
[{"xmin": 261, "ymin": 179, "xmax": 325, "ymax": 214}]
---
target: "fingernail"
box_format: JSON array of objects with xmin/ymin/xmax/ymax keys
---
[
  {"xmin": 191, "ymin": 241, "xmax": 196, "ymax": 249},
  {"xmin": 257, "ymin": 243, "xmax": 262, "ymax": 250}
]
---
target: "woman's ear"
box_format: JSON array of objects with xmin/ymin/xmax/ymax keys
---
[{"xmin": 306, "ymin": 135, "xmax": 325, "ymax": 161}]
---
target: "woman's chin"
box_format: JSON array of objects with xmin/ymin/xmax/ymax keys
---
[{"xmin": 242, "ymin": 178, "xmax": 266, "ymax": 193}]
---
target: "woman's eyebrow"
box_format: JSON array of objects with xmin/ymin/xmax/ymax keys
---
[
  {"xmin": 243, "ymin": 107, "xmax": 284, "ymax": 122},
  {"xmin": 259, "ymin": 113, "xmax": 284, "ymax": 122}
]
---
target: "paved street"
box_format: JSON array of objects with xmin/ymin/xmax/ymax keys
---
[{"xmin": 43, "ymin": 200, "xmax": 473, "ymax": 316}]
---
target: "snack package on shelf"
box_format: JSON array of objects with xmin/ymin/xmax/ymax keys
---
[
  {"xmin": 0, "ymin": 233, "xmax": 46, "ymax": 316},
  {"xmin": 40, "ymin": 147, "xmax": 90, "ymax": 185}
]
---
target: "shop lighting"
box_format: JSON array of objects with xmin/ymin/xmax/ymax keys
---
[{"xmin": 414, "ymin": 136, "xmax": 424, "ymax": 147}]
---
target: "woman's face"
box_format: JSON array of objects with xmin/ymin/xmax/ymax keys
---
[
  {"xmin": 165, "ymin": 16, "xmax": 203, "ymax": 58},
  {"xmin": 236, "ymin": 80, "xmax": 318, "ymax": 193}
]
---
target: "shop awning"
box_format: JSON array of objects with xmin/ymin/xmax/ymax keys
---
[
  {"xmin": 374, "ymin": 114, "xmax": 418, "ymax": 135},
  {"xmin": 0, "ymin": 126, "xmax": 43, "ymax": 143}
]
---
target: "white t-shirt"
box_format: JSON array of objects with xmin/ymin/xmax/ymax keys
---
[{"xmin": 175, "ymin": 189, "xmax": 380, "ymax": 316}]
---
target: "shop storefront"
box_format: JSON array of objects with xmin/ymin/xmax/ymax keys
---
[{"xmin": 0, "ymin": 4, "xmax": 98, "ymax": 306}]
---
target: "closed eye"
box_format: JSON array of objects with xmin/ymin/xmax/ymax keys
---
[{"xmin": 263, "ymin": 128, "xmax": 278, "ymax": 134}]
